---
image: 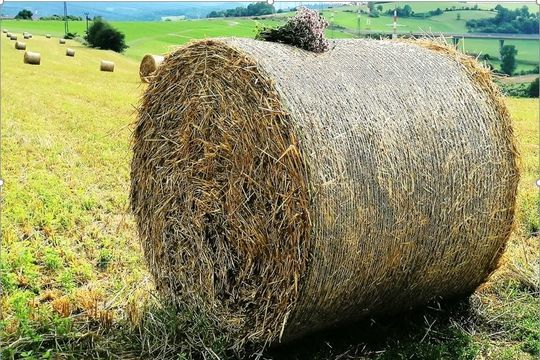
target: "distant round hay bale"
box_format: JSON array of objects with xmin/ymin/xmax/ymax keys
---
[
  {"xmin": 139, "ymin": 54, "xmax": 164, "ymax": 83},
  {"xmin": 100, "ymin": 60, "xmax": 114, "ymax": 72},
  {"xmin": 6, "ymin": 32, "xmax": 12, "ymax": 38},
  {"xmin": 66, "ymin": 48, "xmax": 75, "ymax": 57},
  {"xmin": 131, "ymin": 39, "xmax": 519, "ymax": 348},
  {"xmin": 23, "ymin": 34, "xmax": 30, "ymax": 39},
  {"xmin": 59, "ymin": 38, "xmax": 66, "ymax": 44},
  {"xmin": 15, "ymin": 41, "xmax": 26, "ymax": 50},
  {"xmin": 10, "ymin": 35, "xmax": 17, "ymax": 41},
  {"xmin": 24, "ymin": 51, "xmax": 41, "ymax": 65},
  {"xmin": 46, "ymin": 34, "xmax": 51, "ymax": 38},
  {"xmin": 2, "ymin": 29, "xmax": 7, "ymax": 34}
]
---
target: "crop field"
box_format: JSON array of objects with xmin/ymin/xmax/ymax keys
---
[{"xmin": 0, "ymin": 32, "xmax": 538, "ymax": 359}]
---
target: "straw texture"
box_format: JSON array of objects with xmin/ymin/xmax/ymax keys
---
[
  {"xmin": 23, "ymin": 51, "xmax": 41, "ymax": 65},
  {"xmin": 139, "ymin": 54, "xmax": 164, "ymax": 83},
  {"xmin": 15, "ymin": 41, "xmax": 26, "ymax": 50},
  {"xmin": 100, "ymin": 60, "xmax": 114, "ymax": 72},
  {"xmin": 131, "ymin": 38, "xmax": 519, "ymax": 347}
]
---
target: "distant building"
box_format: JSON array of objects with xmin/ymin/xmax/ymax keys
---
[{"xmin": 161, "ymin": 15, "xmax": 186, "ymax": 21}]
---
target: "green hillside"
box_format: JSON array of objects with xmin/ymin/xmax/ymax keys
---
[{"xmin": 3, "ymin": 2, "xmax": 538, "ymax": 72}]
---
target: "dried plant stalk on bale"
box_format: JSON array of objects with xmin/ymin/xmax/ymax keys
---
[
  {"xmin": 15, "ymin": 41, "xmax": 26, "ymax": 50},
  {"xmin": 100, "ymin": 60, "xmax": 114, "ymax": 72},
  {"xmin": 131, "ymin": 38, "xmax": 519, "ymax": 350},
  {"xmin": 139, "ymin": 54, "xmax": 164, "ymax": 83},
  {"xmin": 24, "ymin": 51, "xmax": 41, "ymax": 65},
  {"xmin": 66, "ymin": 48, "xmax": 75, "ymax": 57}
]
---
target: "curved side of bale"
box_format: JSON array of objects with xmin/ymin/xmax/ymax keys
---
[
  {"xmin": 24, "ymin": 51, "xmax": 41, "ymax": 65},
  {"xmin": 15, "ymin": 41, "xmax": 26, "ymax": 50},
  {"xmin": 131, "ymin": 38, "xmax": 519, "ymax": 347},
  {"xmin": 139, "ymin": 54, "xmax": 165, "ymax": 83},
  {"xmin": 100, "ymin": 60, "xmax": 114, "ymax": 72},
  {"xmin": 66, "ymin": 48, "xmax": 75, "ymax": 57}
]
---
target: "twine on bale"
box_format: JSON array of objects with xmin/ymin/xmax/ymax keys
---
[
  {"xmin": 15, "ymin": 41, "xmax": 26, "ymax": 50},
  {"xmin": 24, "ymin": 51, "xmax": 41, "ymax": 65},
  {"xmin": 139, "ymin": 54, "xmax": 164, "ymax": 83},
  {"xmin": 66, "ymin": 48, "xmax": 75, "ymax": 57},
  {"xmin": 100, "ymin": 60, "xmax": 115, "ymax": 72},
  {"xmin": 130, "ymin": 38, "xmax": 519, "ymax": 351}
]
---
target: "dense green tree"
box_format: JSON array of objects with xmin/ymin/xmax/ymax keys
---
[
  {"xmin": 85, "ymin": 19, "xmax": 128, "ymax": 53},
  {"xmin": 500, "ymin": 45, "xmax": 518, "ymax": 76},
  {"xmin": 529, "ymin": 78, "xmax": 539, "ymax": 97},
  {"xmin": 15, "ymin": 9, "xmax": 33, "ymax": 20}
]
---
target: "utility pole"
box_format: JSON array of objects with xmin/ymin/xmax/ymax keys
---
[
  {"xmin": 84, "ymin": 12, "xmax": 90, "ymax": 34},
  {"xmin": 357, "ymin": 3, "xmax": 361, "ymax": 36},
  {"xmin": 392, "ymin": 5, "xmax": 397, "ymax": 39},
  {"xmin": 63, "ymin": 1, "xmax": 69, "ymax": 36}
]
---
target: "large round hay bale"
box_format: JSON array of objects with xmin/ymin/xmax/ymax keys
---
[
  {"xmin": 59, "ymin": 38, "xmax": 66, "ymax": 44},
  {"xmin": 15, "ymin": 41, "xmax": 26, "ymax": 50},
  {"xmin": 100, "ymin": 60, "xmax": 114, "ymax": 72},
  {"xmin": 24, "ymin": 51, "xmax": 41, "ymax": 65},
  {"xmin": 130, "ymin": 39, "xmax": 519, "ymax": 348},
  {"xmin": 66, "ymin": 48, "xmax": 75, "ymax": 57},
  {"xmin": 139, "ymin": 54, "xmax": 164, "ymax": 83}
]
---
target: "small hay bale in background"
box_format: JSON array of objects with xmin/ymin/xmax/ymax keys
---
[
  {"xmin": 24, "ymin": 51, "xmax": 41, "ymax": 65},
  {"xmin": 15, "ymin": 41, "xmax": 26, "ymax": 50},
  {"xmin": 2, "ymin": 29, "xmax": 7, "ymax": 34},
  {"xmin": 59, "ymin": 39, "xmax": 66, "ymax": 44},
  {"xmin": 100, "ymin": 60, "xmax": 114, "ymax": 72},
  {"xmin": 66, "ymin": 48, "xmax": 75, "ymax": 57},
  {"xmin": 23, "ymin": 34, "xmax": 30, "ymax": 39},
  {"xmin": 6, "ymin": 32, "xmax": 12, "ymax": 38},
  {"xmin": 131, "ymin": 38, "xmax": 520, "ymax": 349},
  {"xmin": 139, "ymin": 54, "xmax": 164, "ymax": 83},
  {"xmin": 46, "ymin": 34, "xmax": 51, "ymax": 38},
  {"xmin": 10, "ymin": 35, "xmax": 17, "ymax": 41}
]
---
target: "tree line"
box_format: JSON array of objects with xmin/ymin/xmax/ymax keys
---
[
  {"xmin": 466, "ymin": 5, "xmax": 538, "ymax": 34},
  {"xmin": 207, "ymin": 3, "xmax": 275, "ymax": 18}
]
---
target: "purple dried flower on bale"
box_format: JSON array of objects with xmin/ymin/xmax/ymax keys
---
[{"xmin": 256, "ymin": 7, "xmax": 329, "ymax": 53}]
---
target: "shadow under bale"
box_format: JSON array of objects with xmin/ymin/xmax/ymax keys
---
[{"xmin": 130, "ymin": 38, "xmax": 519, "ymax": 352}]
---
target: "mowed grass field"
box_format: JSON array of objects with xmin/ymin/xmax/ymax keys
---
[
  {"xmin": 3, "ymin": 4, "xmax": 538, "ymax": 71},
  {"xmin": 1, "ymin": 34, "xmax": 539, "ymax": 359}
]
